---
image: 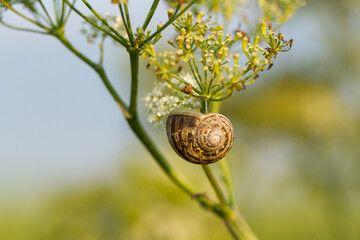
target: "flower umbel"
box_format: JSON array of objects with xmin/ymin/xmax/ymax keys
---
[{"xmin": 146, "ymin": 11, "xmax": 293, "ymax": 105}]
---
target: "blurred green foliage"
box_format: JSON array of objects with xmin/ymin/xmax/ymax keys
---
[{"xmin": 1, "ymin": 0, "xmax": 360, "ymax": 239}]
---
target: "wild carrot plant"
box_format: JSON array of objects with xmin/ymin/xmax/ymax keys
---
[{"xmin": 0, "ymin": 0, "xmax": 303, "ymax": 239}]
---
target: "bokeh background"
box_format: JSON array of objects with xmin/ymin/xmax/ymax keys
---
[{"xmin": 1, "ymin": 0, "xmax": 359, "ymax": 239}]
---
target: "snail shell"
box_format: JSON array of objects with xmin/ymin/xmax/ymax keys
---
[{"xmin": 166, "ymin": 109, "xmax": 234, "ymax": 164}]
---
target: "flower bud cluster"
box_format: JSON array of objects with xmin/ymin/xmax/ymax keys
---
[
  {"xmin": 145, "ymin": 11, "xmax": 293, "ymax": 126},
  {"xmin": 261, "ymin": 21, "xmax": 293, "ymax": 59},
  {"xmin": 167, "ymin": 11, "xmax": 219, "ymax": 62},
  {"xmin": 147, "ymin": 12, "xmax": 293, "ymax": 105},
  {"xmin": 242, "ymin": 35, "xmax": 269, "ymax": 71},
  {"xmin": 199, "ymin": 31, "xmax": 239, "ymax": 75}
]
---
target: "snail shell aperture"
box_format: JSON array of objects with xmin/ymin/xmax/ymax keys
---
[{"xmin": 166, "ymin": 109, "xmax": 234, "ymax": 164}]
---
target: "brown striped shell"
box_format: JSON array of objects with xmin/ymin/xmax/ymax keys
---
[{"xmin": 166, "ymin": 109, "xmax": 234, "ymax": 164}]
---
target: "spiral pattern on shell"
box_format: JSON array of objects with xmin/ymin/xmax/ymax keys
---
[{"xmin": 166, "ymin": 109, "xmax": 234, "ymax": 164}]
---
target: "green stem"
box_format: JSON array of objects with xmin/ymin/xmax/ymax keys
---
[
  {"xmin": 192, "ymin": 57, "xmax": 204, "ymax": 89},
  {"xmin": 0, "ymin": 21, "xmax": 48, "ymax": 34},
  {"xmin": 0, "ymin": 0, "xmax": 49, "ymax": 30},
  {"xmin": 48, "ymin": 17, "xmax": 223, "ymax": 218},
  {"xmin": 38, "ymin": 0, "xmax": 56, "ymax": 27},
  {"xmin": 55, "ymin": 33, "xmax": 130, "ymax": 119},
  {"xmin": 188, "ymin": 60, "xmax": 204, "ymax": 92},
  {"xmin": 129, "ymin": 50, "xmax": 139, "ymax": 115},
  {"xmin": 63, "ymin": 0, "xmax": 77, "ymax": 25},
  {"xmin": 143, "ymin": 0, "xmax": 198, "ymax": 44},
  {"xmin": 53, "ymin": 0, "xmax": 60, "ymax": 25},
  {"xmin": 200, "ymin": 99, "xmax": 227, "ymax": 205},
  {"xmin": 118, "ymin": 4, "xmax": 133, "ymax": 43},
  {"xmin": 123, "ymin": 3, "xmax": 133, "ymax": 41},
  {"xmin": 59, "ymin": 0, "xmax": 66, "ymax": 25},
  {"xmin": 99, "ymin": 35, "xmax": 106, "ymax": 65},
  {"xmin": 63, "ymin": 0, "xmax": 128, "ymax": 47},
  {"xmin": 142, "ymin": 0, "xmax": 160, "ymax": 30},
  {"xmin": 128, "ymin": 117, "xmax": 228, "ymax": 217},
  {"xmin": 227, "ymin": 214, "xmax": 259, "ymax": 240},
  {"xmin": 202, "ymin": 164, "xmax": 227, "ymax": 205},
  {"xmin": 80, "ymin": 0, "xmax": 130, "ymax": 46},
  {"xmin": 208, "ymin": 102, "xmax": 259, "ymax": 240},
  {"xmin": 220, "ymin": 159, "xmax": 236, "ymax": 207},
  {"xmin": 210, "ymin": 91, "xmax": 232, "ymax": 102},
  {"xmin": 224, "ymin": 220, "xmax": 241, "ymax": 240},
  {"xmin": 210, "ymin": 102, "xmax": 236, "ymax": 207},
  {"xmin": 126, "ymin": 53, "xmax": 221, "ymax": 214}
]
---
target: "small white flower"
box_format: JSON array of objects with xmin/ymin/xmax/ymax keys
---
[{"xmin": 142, "ymin": 79, "xmax": 200, "ymax": 129}]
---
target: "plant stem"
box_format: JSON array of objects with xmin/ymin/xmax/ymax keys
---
[
  {"xmin": 38, "ymin": 0, "xmax": 56, "ymax": 27},
  {"xmin": 53, "ymin": 0, "xmax": 60, "ymax": 25},
  {"xmin": 129, "ymin": 49, "xmax": 139, "ymax": 115},
  {"xmin": 63, "ymin": 0, "xmax": 128, "ymax": 47},
  {"xmin": 0, "ymin": 0, "xmax": 49, "ymax": 30},
  {"xmin": 208, "ymin": 102, "xmax": 259, "ymax": 240},
  {"xmin": 125, "ymin": 52, "xmax": 225, "ymax": 214},
  {"xmin": 1, "ymin": 1, "xmax": 259, "ymax": 238},
  {"xmin": 55, "ymin": 33, "xmax": 130, "ymax": 119},
  {"xmin": 81, "ymin": 0, "xmax": 129, "ymax": 45},
  {"xmin": 220, "ymin": 159, "xmax": 236, "ymax": 207},
  {"xmin": 202, "ymin": 164, "xmax": 227, "ymax": 205},
  {"xmin": 63, "ymin": 0, "xmax": 77, "ymax": 25},
  {"xmin": 123, "ymin": 3, "xmax": 133, "ymax": 41},
  {"xmin": 0, "ymin": 21, "xmax": 48, "ymax": 34},
  {"xmin": 54, "ymin": 31, "xmax": 222, "ymax": 217},
  {"xmin": 142, "ymin": 0, "xmax": 160, "ymax": 30},
  {"xmin": 210, "ymin": 102, "xmax": 236, "ymax": 207},
  {"xmin": 143, "ymin": 0, "xmax": 198, "ymax": 44},
  {"xmin": 200, "ymin": 99, "xmax": 228, "ymax": 205},
  {"xmin": 118, "ymin": 3, "xmax": 133, "ymax": 43}
]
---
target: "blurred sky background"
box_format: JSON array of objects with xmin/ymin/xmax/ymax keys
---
[{"xmin": 0, "ymin": 0, "xmax": 360, "ymax": 239}]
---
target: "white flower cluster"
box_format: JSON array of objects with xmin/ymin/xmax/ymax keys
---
[{"xmin": 143, "ymin": 74, "xmax": 201, "ymax": 129}]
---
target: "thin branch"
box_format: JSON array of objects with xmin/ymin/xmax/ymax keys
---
[
  {"xmin": 0, "ymin": 21, "xmax": 48, "ymax": 34},
  {"xmin": 123, "ymin": 3, "xmax": 133, "ymax": 42},
  {"xmin": 118, "ymin": 3, "xmax": 132, "ymax": 43},
  {"xmin": 63, "ymin": 0, "xmax": 77, "ymax": 24},
  {"xmin": 142, "ymin": 0, "xmax": 160, "ymax": 30},
  {"xmin": 129, "ymin": 50, "xmax": 139, "ymax": 115},
  {"xmin": 55, "ymin": 34, "xmax": 130, "ymax": 118},
  {"xmin": 80, "ymin": 0, "xmax": 129, "ymax": 46},
  {"xmin": 63, "ymin": 0, "xmax": 129, "ymax": 47},
  {"xmin": 202, "ymin": 164, "xmax": 227, "ymax": 205},
  {"xmin": 99, "ymin": 35, "xmax": 106, "ymax": 66},
  {"xmin": 143, "ymin": 0, "xmax": 198, "ymax": 44},
  {"xmin": 220, "ymin": 159, "xmax": 236, "ymax": 207},
  {"xmin": 38, "ymin": 0, "xmax": 56, "ymax": 27},
  {"xmin": 59, "ymin": 0, "xmax": 66, "ymax": 25},
  {"xmin": 200, "ymin": 100, "xmax": 227, "ymax": 205},
  {"xmin": 0, "ymin": 0, "xmax": 49, "ymax": 31},
  {"xmin": 191, "ymin": 57, "xmax": 205, "ymax": 90},
  {"xmin": 188, "ymin": 60, "xmax": 204, "ymax": 92},
  {"xmin": 53, "ymin": 0, "xmax": 60, "ymax": 25}
]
